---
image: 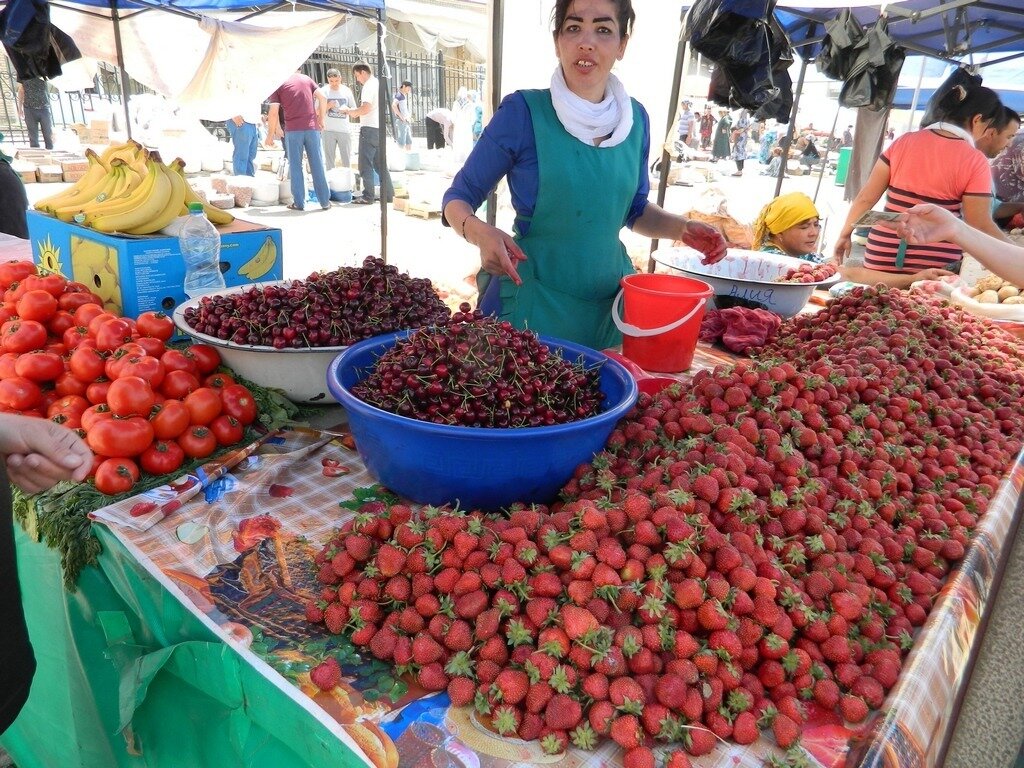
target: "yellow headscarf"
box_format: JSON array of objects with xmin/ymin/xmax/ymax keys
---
[{"xmin": 752, "ymin": 192, "xmax": 820, "ymax": 249}]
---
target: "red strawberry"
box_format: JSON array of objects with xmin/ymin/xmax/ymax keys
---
[
  {"xmin": 492, "ymin": 669, "xmax": 530, "ymax": 705},
  {"xmin": 447, "ymin": 676, "xmax": 476, "ymax": 707},
  {"xmin": 375, "ymin": 543, "xmax": 406, "ymax": 577},
  {"xmin": 444, "ymin": 620, "xmax": 474, "ymax": 652},
  {"xmin": 813, "ymin": 678, "xmax": 841, "ymax": 710},
  {"xmin": 343, "ymin": 534, "xmax": 374, "ymax": 561},
  {"xmin": 559, "ymin": 605, "xmax": 599, "ymax": 640},
  {"xmin": 588, "ymin": 700, "xmax": 616, "ymax": 736},
  {"xmin": 412, "ymin": 635, "xmax": 445, "ymax": 665},
  {"xmin": 685, "ymin": 727, "xmax": 716, "ymax": 756},
  {"xmin": 369, "ymin": 626, "xmax": 398, "ymax": 660},
  {"xmin": 839, "ymin": 694, "xmax": 869, "ymax": 723},
  {"xmin": 544, "ymin": 693, "xmax": 583, "ymax": 731},
  {"xmin": 732, "ymin": 710, "xmax": 759, "ymax": 744},
  {"xmin": 323, "ymin": 603, "xmax": 346, "ymax": 634},
  {"xmin": 665, "ymin": 750, "xmax": 692, "ymax": 768},
  {"xmin": 417, "ymin": 662, "xmax": 448, "ymax": 692},
  {"xmin": 474, "ymin": 608, "xmax": 501, "ymax": 641},
  {"xmin": 526, "ymin": 681, "xmax": 554, "ymax": 714},
  {"xmin": 304, "ymin": 601, "xmax": 325, "ymax": 624},
  {"xmin": 310, "ymin": 658, "xmax": 341, "ymax": 691},
  {"xmin": 455, "ymin": 590, "xmax": 488, "ymax": 620},
  {"xmin": 772, "ymin": 712, "xmax": 800, "ymax": 748},
  {"xmin": 609, "ymin": 714, "xmax": 643, "ymax": 750},
  {"xmin": 623, "ymin": 746, "xmax": 656, "ymax": 768}
]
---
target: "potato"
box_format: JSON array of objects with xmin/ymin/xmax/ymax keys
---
[
  {"xmin": 1002, "ymin": 295, "xmax": 1024, "ymax": 305},
  {"xmin": 964, "ymin": 285, "xmax": 980, "ymax": 298},
  {"xmin": 977, "ymin": 290, "xmax": 1000, "ymax": 304},
  {"xmin": 999, "ymin": 285, "xmax": 1021, "ymax": 301},
  {"xmin": 976, "ymin": 276, "xmax": 1003, "ymax": 292}
]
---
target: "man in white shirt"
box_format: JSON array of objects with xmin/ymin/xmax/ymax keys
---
[
  {"xmin": 425, "ymin": 107, "xmax": 454, "ymax": 149},
  {"xmin": 392, "ymin": 80, "xmax": 413, "ymax": 152},
  {"xmin": 225, "ymin": 105, "xmax": 263, "ymax": 176},
  {"xmin": 318, "ymin": 68, "xmax": 356, "ymax": 169},
  {"xmin": 347, "ymin": 62, "xmax": 394, "ymax": 205}
]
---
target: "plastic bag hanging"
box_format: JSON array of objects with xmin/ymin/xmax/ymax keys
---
[{"xmin": 816, "ymin": 9, "xmax": 865, "ymax": 81}]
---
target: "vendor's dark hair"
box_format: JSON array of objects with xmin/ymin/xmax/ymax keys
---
[
  {"xmin": 352, "ymin": 63, "xmax": 371, "ymax": 75},
  {"xmin": 936, "ymin": 84, "xmax": 1004, "ymax": 128},
  {"xmin": 1002, "ymin": 105, "xmax": 1021, "ymax": 128},
  {"xmin": 552, "ymin": 0, "xmax": 635, "ymax": 37}
]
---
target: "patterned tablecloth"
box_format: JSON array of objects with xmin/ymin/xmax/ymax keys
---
[{"xmin": 89, "ymin": 339, "xmax": 1024, "ymax": 768}]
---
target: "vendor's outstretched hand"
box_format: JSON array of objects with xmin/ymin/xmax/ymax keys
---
[
  {"xmin": 895, "ymin": 204, "xmax": 960, "ymax": 246},
  {"xmin": 476, "ymin": 224, "xmax": 527, "ymax": 286},
  {"xmin": 682, "ymin": 221, "xmax": 727, "ymax": 265},
  {"xmin": 0, "ymin": 414, "xmax": 93, "ymax": 494}
]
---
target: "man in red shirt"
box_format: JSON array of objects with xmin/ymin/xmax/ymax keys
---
[{"xmin": 266, "ymin": 71, "xmax": 332, "ymax": 211}]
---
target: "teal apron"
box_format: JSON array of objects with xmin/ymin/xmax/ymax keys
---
[{"xmin": 485, "ymin": 89, "xmax": 643, "ymax": 350}]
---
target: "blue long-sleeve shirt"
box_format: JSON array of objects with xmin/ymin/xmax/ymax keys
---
[{"xmin": 442, "ymin": 91, "xmax": 652, "ymax": 237}]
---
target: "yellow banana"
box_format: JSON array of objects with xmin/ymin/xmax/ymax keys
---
[
  {"xmin": 100, "ymin": 140, "xmax": 144, "ymax": 167},
  {"xmin": 80, "ymin": 162, "xmax": 159, "ymax": 221},
  {"xmin": 172, "ymin": 163, "xmax": 235, "ymax": 226},
  {"xmin": 89, "ymin": 159, "xmax": 173, "ymax": 233},
  {"xmin": 34, "ymin": 149, "xmax": 107, "ymax": 214},
  {"xmin": 124, "ymin": 161, "xmax": 186, "ymax": 235},
  {"xmin": 237, "ymin": 236, "xmax": 277, "ymax": 280},
  {"xmin": 53, "ymin": 167, "xmax": 124, "ymax": 221}
]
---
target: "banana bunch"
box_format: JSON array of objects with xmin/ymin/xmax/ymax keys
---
[
  {"xmin": 172, "ymin": 164, "xmax": 235, "ymax": 226},
  {"xmin": 84, "ymin": 154, "xmax": 185, "ymax": 235},
  {"xmin": 237, "ymin": 235, "xmax": 277, "ymax": 280},
  {"xmin": 34, "ymin": 141, "xmax": 151, "ymax": 222}
]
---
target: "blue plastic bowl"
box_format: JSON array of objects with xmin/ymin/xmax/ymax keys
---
[{"xmin": 327, "ymin": 331, "xmax": 638, "ymax": 510}]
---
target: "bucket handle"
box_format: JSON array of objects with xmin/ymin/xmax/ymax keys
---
[{"xmin": 611, "ymin": 289, "xmax": 707, "ymax": 338}]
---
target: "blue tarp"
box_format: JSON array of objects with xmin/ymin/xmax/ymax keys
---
[{"xmin": 893, "ymin": 55, "xmax": 1024, "ymax": 113}]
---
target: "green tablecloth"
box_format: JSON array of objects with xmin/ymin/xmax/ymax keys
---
[{"xmin": 2, "ymin": 524, "xmax": 360, "ymax": 768}]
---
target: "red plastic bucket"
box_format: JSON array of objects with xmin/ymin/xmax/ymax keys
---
[{"xmin": 612, "ymin": 273, "xmax": 713, "ymax": 373}]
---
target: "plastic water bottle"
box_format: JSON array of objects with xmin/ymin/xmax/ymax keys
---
[{"xmin": 179, "ymin": 202, "xmax": 226, "ymax": 298}]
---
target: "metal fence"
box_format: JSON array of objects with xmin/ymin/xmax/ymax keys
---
[
  {"xmin": 1, "ymin": 46, "xmax": 484, "ymax": 144},
  {"xmin": 303, "ymin": 45, "xmax": 485, "ymax": 139}
]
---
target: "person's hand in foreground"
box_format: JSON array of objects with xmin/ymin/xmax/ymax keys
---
[
  {"xmin": 0, "ymin": 414, "xmax": 92, "ymax": 494},
  {"xmin": 895, "ymin": 204, "xmax": 961, "ymax": 246},
  {"xmin": 472, "ymin": 220, "xmax": 528, "ymax": 286},
  {"xmin": 681, "ymin": 220, "xmax": 728, "ymax": 265}
]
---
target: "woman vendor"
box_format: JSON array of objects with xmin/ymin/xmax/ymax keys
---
[
  {"xmin": 442, "ymin": 0, "xmax": 727, "ymax": 350},
  {"xmin": 752, "ymin": 192, "xmax": 825, "ymax": 263},
  {"xmin": 711, "ymin": 109, "xmax": 731, "ymax": 161}
]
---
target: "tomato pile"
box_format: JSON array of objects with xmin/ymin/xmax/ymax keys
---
[
  {"xmin": 776, "ymin": 262, "xmax": 838, "ymax": 284},
  {"xmin": 352, "ymin": 305, "xmax": 604, "ymax": 428},
  {"xmin": 0, "ymin": 262, "xmax": 259, "ymax": 495},
  {"xmin": 181, "ymin": 257, "xmax": 451, "ymax": 349},
  {"xmin": 307, "ymin": 285, "xmax": 1024, "ymax": 764}
]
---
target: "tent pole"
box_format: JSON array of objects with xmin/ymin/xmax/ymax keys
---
[
  {"xmin": 109, "ymin": 0, "xmax": 132, "ymax": 139},
  {"xmin": 813, "ymin": 103, "xmax": 842, "ymax": 204},
  {"xmin": 906, "ymin": 55, "xmax": 927, "ymax": 132},
  {"xmin": 647, "ymin": 10, "xmax": 689, "ymax": 274},
  {"xmin": 774, "ymin": 55, "xmax": 810, "ymax": 198},
  {"xmin": 485, "ymin": 0, "xmax": 503, "ymax": 228},
  {"xmin": 376, "ymin": 9, "xmax": 388, "ymax": 262}
]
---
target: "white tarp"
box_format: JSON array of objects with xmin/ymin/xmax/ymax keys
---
[
  {"xmin": 47, "ymin": 7, "xmax": 342, "ymax": 120},
  {"xmin": 384, "ymin": 0, "xmax": 486, "ymax": 60}
]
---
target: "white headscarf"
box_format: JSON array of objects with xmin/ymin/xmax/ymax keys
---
[{"xmin": 549, "ymin": 66, "xmax": 633, "ymax": 148}]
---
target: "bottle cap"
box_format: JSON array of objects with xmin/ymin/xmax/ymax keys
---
[{"xmin": 187, "ymin": 201, "xmax": 204, "ymax": 213}]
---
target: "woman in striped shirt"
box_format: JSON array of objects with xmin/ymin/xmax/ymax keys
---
[{"xmin": 834, "ymin": 85, "xmax": 1011, "ymax": 289}]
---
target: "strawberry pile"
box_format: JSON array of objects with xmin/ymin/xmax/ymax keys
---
[
  {"xmin": 307, "ymin": 285, "xmax": 1024, "ymax": 765},
  {"xmin": 776, "ymin": 262, "xmax": 837, "ymax": 284}
]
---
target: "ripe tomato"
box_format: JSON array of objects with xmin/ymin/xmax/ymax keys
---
[
  {"xmin": 0, "ymin": 304, "xmax": 16, "ymax": 325},
  {"xmin": 203, "ymin": 372, "xmax": 235, "ymax": 390},
  {"xmin": 16, "ymin": 290, "xmax": 58, "ymax": 323},
  {"xmin": 54, "ymin": 371, "xmax": 89, "ymax": 397},
  {"xmin": 135, "ymin": 336, "xmax": 166, "ymax": 359},
  {"xmin": 95, "ymin": 318, "xmax": 135, "ymax": 352},
  {"xmin": 136, "ymin": 311, "xmax": 175, "ymax": 341},
  {"xmin": 160, "ymin": 369, "xmax": 200, "ymax": 399},
  {"xmin": 177, "ymin": 425, "xmax": 217, "ymax": 459},
  {"xmin": 93, "ymin": 457, "xmax": 140, "ymax": 495},
  {"xmin": 149, "ymin": 399, "xmax": 190, "ymax": 440},
  {"xmin": 2, "ymin": 319, "xmax": 47, "ymax": 354},
  {"xmin": 14, "ymin": 350, "xmax": 64, "ymax": 383},
  {"xmin": 160, "ymin": 349, "xmax": 199, "ymax": 376},
  {"xmin": 85, "ymin": 378, "xmax": 112, "ymax": 405},
  {"xmin": 119, "ymin": 355, "xmax": 165, "ymax": 388},
  {"xmin": 47, "ymin": 310, "xmax": 77, "ymax": 338},
  {"xmin": 39, "ymin": 390, "xmax": 60, "ymax": 416},
  {"xmin": 106, "ymin": 376, "xmax": 157, "ymax": 417},
  {"xmin": 33, "ymin": 274, "xmax": 68, "ymax": 298},
  {"xmin": 69, "ymin": 346, "xmax": 107, "ymax": 382},
  {"xmin": 139, "ymin": 440, "xmax": 185, "ymax": 476},
  {"xmin": 0, "ymin": 352, "xmax": 18, "ymax": 379},
  {"xmin": 220, "ymin": 384, "xmax": 257, "ymax": 426},
  {"xmin": 105, "ymin": 345, "xmax": 145, "ymax": 380},
  {"xmin": 62, "ymin": 325, "xmax": 91, "ymax": 350},
  {"xmin": 184, "ymin": 387, "xmax": 222, "ymax": 425},
  {"xmin": 184, "ymin": 345, "xmax": 221, "ymax": 375},
  {"xmin": 0, "ymin": 261, "xmax": 37, "ymax": 288},
  {"xmin": 0, "ymin": 377, "xmax": 42, "ymax": 410},
  {"xmin": 58, "ymin": 290, "xmax": 100, "ymax": 313},
  {"xmin": 50, "ymin": 412, "xmax": 82, "ymax": 430},
  {"xmin": 210, "ymin": 414, "xmax": 244, "ymax": 446},
  {"xmin": 86, "ymin": 416, "xmax": 154, "ymax": 458},
  {"xmin": 81, "ymin": 403, "xmax": 113, "ymax": 432},
  {"xmin": 47, "ymin": 394, "xmax": 89, "ymax": 420},
  {"xmin": 74, "ymin": 303, "xmax": 107, "ymax": 328}
]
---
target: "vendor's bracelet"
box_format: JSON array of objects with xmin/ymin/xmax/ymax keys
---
[{"xmin": 461, "ymin": 214, "xmax": 478, "ymax": 240}]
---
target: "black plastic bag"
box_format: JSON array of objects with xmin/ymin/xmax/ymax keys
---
[
  {"xmin": 688, "ymin": 0, "xmax": 776, "ymax": 66},
  {"xmin": 920, "ymin": 67, "xmax": 983, "ymax": 127},
  {"xmin": 838, "ymin": 17, "xmax": 905, "ymax": 111},
  {"xmin": 816, "ymin": 9, "xmax": 864, "ymax": 80}
]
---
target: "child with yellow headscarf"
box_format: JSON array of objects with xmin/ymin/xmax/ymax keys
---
[{"xmin": 752, "ymin": 192, "xmax": 825, "ymax": 263}]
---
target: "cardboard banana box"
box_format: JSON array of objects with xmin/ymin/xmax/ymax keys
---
[{"xmin": 27, "ymin": 210, "xmax": 283, "ymax": 321}]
